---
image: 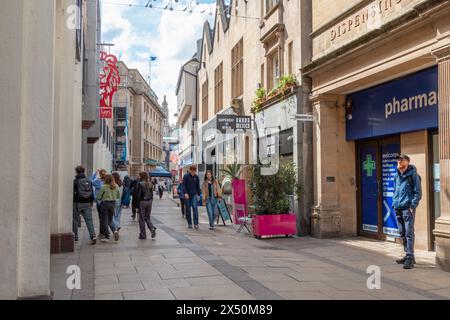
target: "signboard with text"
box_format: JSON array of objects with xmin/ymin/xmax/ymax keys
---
[
  {"xmin": 347, "ymin": 67, "xmax": 438, "ymax": 141},
  {"xmin": 382, "ymin": 143, "xmax": 400, "ymax": 236},
  {"xmin": 217, "ymin": 114, "xmax": 236, "ymax": 133},
  {"xmin": 217, "ymin": 115, "xmax": 253, "ymax": 133},
  {"xmin": 100, "ymin": 107, "xmax": 113, "ymax": 119}
]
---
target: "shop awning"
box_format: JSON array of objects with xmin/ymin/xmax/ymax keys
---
[{"xmin": 149, "ymin": 166, "xmax": 172, "ymax": 178}]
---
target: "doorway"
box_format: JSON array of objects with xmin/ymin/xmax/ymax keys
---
[
  {"xmin": 356, "ymin": 136, "xmax": 400, "ymax": 240},
  {"xmin": 429, "ymin": 130, "xmax": 440, "ymax": 250}
]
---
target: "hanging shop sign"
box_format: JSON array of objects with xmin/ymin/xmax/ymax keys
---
[
  {"xmin": 235, "ymin": 116, "xmax": 252, "ymax": 131},
  {"xmin": 346, "ymin": 67, "xmax": 438, "ymax": 141},
  {"xmin": 217, "ymin": 115, "xmax": 253, "ymax": 133},
  {"xmin": 99, "ymin": 51, "xmax": 121, "ymax": 119},
  {"xmin": 217, "ymin": 114, "xmax": 236, "ymax": 133}
]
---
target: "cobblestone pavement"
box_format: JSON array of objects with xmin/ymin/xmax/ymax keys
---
[{"xmin": 50, "ymin": 195, "xmax": 450, "ymax": 300}]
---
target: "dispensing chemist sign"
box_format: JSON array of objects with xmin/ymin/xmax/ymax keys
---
[{"xmin": 346, "ymin": 67, "xmax": 438, "ymax": 141}]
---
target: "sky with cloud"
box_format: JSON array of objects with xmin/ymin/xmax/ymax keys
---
[{"xmin": 101, "ymin": 0, "xmax": 219, "ymax": 125}]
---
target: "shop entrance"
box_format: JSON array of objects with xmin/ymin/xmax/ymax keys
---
[
  {"xmin": 356, "ymin": 136, "xmax": 401, "ymax": 241},
  {"xmin": 429, "ymin": 130, "xmax": 440, "ymax": 250}
]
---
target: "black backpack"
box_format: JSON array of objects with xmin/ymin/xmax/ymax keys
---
[{"xmin": 77, "ymin": 177, "xmax": 93, "ymax": 200}]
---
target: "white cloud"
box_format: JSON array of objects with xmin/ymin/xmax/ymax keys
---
[{"xmin": 101, "ymin": 0, "xmax": 215, "ymax": 125}]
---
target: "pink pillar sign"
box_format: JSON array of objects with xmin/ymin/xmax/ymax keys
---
[{"xmin": 232, "ymin": 179, "xmax": 248, "ymax": 224}]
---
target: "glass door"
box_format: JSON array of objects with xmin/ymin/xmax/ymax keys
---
[
  {"xmin": 358, "ymin": 141, "xmax": 380, "ymax": 237},
  {"xmin": 357, "ymin": 137, "xmax": 400, "ymax": 240}
]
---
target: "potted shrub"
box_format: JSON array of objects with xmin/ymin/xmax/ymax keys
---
[
  {"xmin": 278, "ymin": 74, "xmax": 298, "ymax": 96},
  {"xmin": 251, "ymin": 87, "xmax": 266, "ymax": 114},
  {"xmin": 250, "ymin": 161, "xmax": 303, "ymax": 238}
]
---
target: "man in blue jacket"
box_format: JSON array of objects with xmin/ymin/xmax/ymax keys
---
[
  {"xmin": 182, "ymin": 165, "xmax": 201, "ymax": 229},
  {"xmin": 393, "ymin": 154, "xmax": 422, "ymax": 269}
]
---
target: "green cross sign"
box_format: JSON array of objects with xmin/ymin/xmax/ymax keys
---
[{"xmin": 363, "ymin": 154, "xmax": 376, "ymax": 177}]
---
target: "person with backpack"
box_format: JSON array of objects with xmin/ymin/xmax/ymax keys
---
[
  {"xmin": 182, "ymin": 165, "xmax": 201, "ymax": 229},
  {"xmin": 112, "ymin": 172, "xmax": 124, "ymax": 232},
  {"xmin": 73, "ymin": 166, "xmax": 97, "ymax": 245},
  {"xmin": 130, "ymin": 176, "xmax": 141, "ymax": 221},
  {"xmin": 136, "ymin": 172, "xmax": 157, "ymax": 240},
  {"xmin": 97, "ymin": 174, "xmax": 120, "ymax": 242},
  {"xmin": 393, "ymin": 154, "xmax": 422, "ymax": 270}
]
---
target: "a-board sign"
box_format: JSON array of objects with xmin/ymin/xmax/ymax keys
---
[{"xmin": 217, "ymin": 199, "xmax": 232, "ymax": 225}]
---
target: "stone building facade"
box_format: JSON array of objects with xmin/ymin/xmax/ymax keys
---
[
  {"xmin": 115, "ymin": 62, "xmax": 166, "ymax": 178},
  {"xmin": 305, "ymin": 0, "xmax": 450, "ymax": 270},
  {"xmin": 196, "ymin": 0, "xmax": 313, "ymax": 233},
  {"xmin": 0, "ymin": 0, "xmax": 91, "ymax": 299}
]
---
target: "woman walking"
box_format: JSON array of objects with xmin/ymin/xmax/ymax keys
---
[
  {"xmin": 202, "ymin": 170, "xmax": 222, "ymax": 230},
  {"xmin": 137, "ymin": 172, "xmax": 157, "ymax": 240},
  {"xmin": 97, "ymin": 174, "xmax": 120, "ymax": 242},
  {"xmin": 112, "ymin": 172, "xmax": 124, "ymax": 232}
]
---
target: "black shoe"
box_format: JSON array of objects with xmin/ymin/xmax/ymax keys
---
[
  {"xmin": 188, "ymin": 225, "xmax": 193, "ymax": 229},
  {"xmin": 151, "ymin": 228, "xmax": 156, "ymax": 239},
  {"xmin": 403, "ymin": 257, "xmax": 415, "ymax": 269},
  {"xmin": 74, "ymin": 237, "xmax": 79, "ymax": 242},
  {"xmin": 139, "ymin": 234, "xmax": 147, "ymax": 240},
  {"xmin": 396, "ymin": 256, "xmax": 416, "ymax": 265}
]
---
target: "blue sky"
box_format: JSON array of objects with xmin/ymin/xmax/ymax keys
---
[{"xmin": 101, "ymin": 0, "xmax": 217, "ymax": 124}]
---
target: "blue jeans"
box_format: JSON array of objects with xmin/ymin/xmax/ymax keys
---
[
  {"xmin": 396, "ymin": 208, "xmax": 415, "ymax": 257},
  {"xmin": 206, "ymin": 198, "xmax": 217, "ymax": 227},
  {"xmin": 114, "ymin": 202, "xmax": 122, "ymax": 229},
  {"xmin": 185, "ymin": 196, "xmax": 199, "ymax": 226}
]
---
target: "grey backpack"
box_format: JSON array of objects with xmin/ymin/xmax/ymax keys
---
[{"xmin": 77, "ymin": 178, "xmax": 93, "ymax": 200}]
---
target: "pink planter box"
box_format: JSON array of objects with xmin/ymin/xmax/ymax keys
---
[{"xmin": 252, "ymin": 213, "xmax": 297, "ymax": 238}]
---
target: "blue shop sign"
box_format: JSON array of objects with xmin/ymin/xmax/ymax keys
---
[{"xmin": 346, "ymin": 67, "xmax": 438, "ymax": 141}]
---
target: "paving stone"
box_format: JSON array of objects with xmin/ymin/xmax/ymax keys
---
[
  {"xmin": 95, "ymin": 281, "xmax": 145, "ymax": 294},
  {"xmin": 94, "ymin": 275, "xmax": 119, "ymax": 286},
  {"xmin": 94, "ymin": 293, "xmax": 124, "ymax": 300},
  {"xmin": 170, "ymin": 284, "xmax": 248, "ymax": 299},
  {"xmin": 95, "ymin": 266, "xmax": 137, "ymax": 276},
  {"xmin": 123, "ymin": 289, "xmax": 175, "ymax": 300},
  {"xmin": 118, "ymin": 272, "xmax": 161, "ymax": 283},
  {"xmin": 278, "ymin": 291, "xmax": 332, "ymax": 300},
  {"xmin": 158, "ymin": 268, "xmax": 221, "ymax": 280},
  {"xmin": 142, "ymin": 278, "xmax": 191, "ymax": 289},
  {"xmin": 185, "ymin": 276, "xmax": 235, "ymax": 287}
]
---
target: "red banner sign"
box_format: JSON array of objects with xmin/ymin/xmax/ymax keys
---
[
  {"xmin": 100, "ymin": 107, "xmax": 113, "ymax": 119},
  {"xmin": 99, "ymin": 51, "xmax": 121, "ymax": 115}
]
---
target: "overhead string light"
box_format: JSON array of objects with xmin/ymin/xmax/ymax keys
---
[{"xmin": 102, "ymin": 0, "xmax": 261, "ymax": 20}]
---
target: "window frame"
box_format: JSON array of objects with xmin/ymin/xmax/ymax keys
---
[{"xmin": 214, "ymin": 62, "xmax": 224, "ymax": 113}]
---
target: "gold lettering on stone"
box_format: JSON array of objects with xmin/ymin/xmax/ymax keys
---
[{"xmin": 329, "ymin": 0, "xmax": 412, "ymax": 42}]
